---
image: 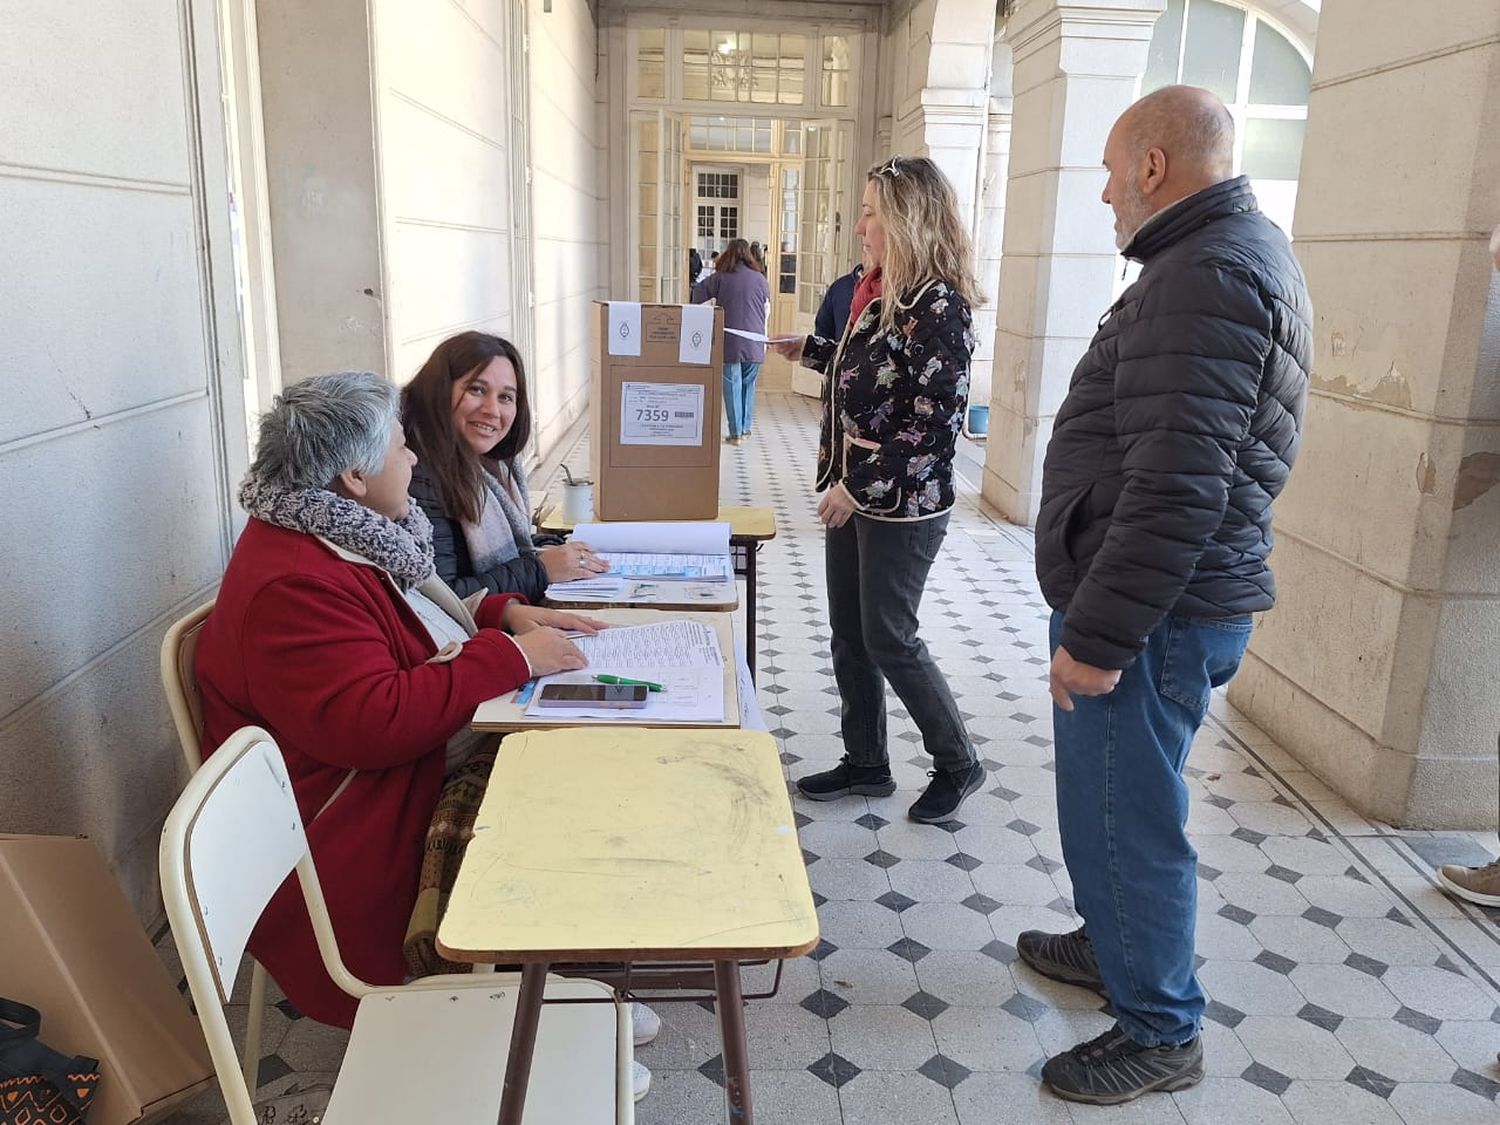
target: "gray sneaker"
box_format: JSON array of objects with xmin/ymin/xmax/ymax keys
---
[
  {"xmin": 1042, "ymin": 1025, "xmax": 1203, "ymax": 1105},
  {"xmin": 1016, "ymin": 925, "xmax": 1106, "ymax": 993},
  {"xmin": 1437, "ymin": 859, "xmax": 1500, "ymax": 906}
]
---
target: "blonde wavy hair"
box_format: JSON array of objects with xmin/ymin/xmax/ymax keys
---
[{"xmin": 865, "ymin": 155, "xmax": 983, "ymax": 332}]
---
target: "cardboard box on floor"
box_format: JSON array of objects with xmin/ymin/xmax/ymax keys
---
[
  {"xmin": 590, "ymin": 300, "xmax": 724, "ymax": 521},
  {"xmin": 0, "ymin": 835, "xmax": 214, "ymax": 1124}
]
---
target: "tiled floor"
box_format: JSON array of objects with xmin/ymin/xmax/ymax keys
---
[{"xmin": 163, "ymin": 392, "xmax": 1500, "ymax": 1123}]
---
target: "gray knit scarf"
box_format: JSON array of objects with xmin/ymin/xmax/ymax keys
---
[
  {"xmin": 239, "ymin": 477, "xmax": 436, "ymax": 590},
  {"xmin": 461, "ymin": 459, "xmax": 536, "ymax": 576}
]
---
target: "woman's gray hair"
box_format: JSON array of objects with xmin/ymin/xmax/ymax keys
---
[{"xmin": 248, "ymin": 371, "xmax": 400, "ymax": 491}]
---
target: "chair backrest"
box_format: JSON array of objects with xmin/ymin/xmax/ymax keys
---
[{"xmin": 160, "ymin": 601, "xmax": 215, "ymax": 771}]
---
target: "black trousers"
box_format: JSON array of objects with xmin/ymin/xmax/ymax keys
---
[{"xmin": 825, "ymin": 512, "xmax": 975, "ymax": 774}]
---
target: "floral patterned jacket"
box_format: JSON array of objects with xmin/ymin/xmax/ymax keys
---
[{"xmin": 802, "ymin": 278, "xmax": 973, "ymax": 519}]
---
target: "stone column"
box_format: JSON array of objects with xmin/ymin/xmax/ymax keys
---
[
  {"xmin": 981, "ymin": 0, "xmax": 1163, "ymax": 525},
  {"xmin": 970, "ymin": 96, "xmax": 1013, "ymax": 414},
  {"xmin": 1229, "ymin": 1, "xmax": 1500, "ymax": 827}
]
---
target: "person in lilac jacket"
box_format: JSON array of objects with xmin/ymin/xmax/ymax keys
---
[{"xmin": 692, "ymin": 238, "xmax": 771, "ymax": 445}]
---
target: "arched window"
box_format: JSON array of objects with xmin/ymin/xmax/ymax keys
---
[{"xmin": 1143, "ymin": 0, "xmax": 1311, "ymax": 234}]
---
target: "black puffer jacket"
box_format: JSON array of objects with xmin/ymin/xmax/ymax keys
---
[
  {"xmin": 1035, "ymin": 176, "xmax": 1311, "ymax": 670},
  {"xmin": 406, "ymin": 463, "xmax": 550, "ymax": 602}
]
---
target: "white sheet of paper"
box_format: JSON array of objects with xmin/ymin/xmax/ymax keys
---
[
  {"xmin": 544, "ymin": 579, "xmax": 737, "ymax": 605},
  {"xmin": 679, "ymin": 303, "xmax": 715, "ymax": 365},
  {"xmin": 736, "ymin": 649, "xmax": 766, "ymax": 731},
  {"xmin": 619, "ymin": 381, "xmax": 704, "ymax": 446},
  {"xmin": 571, "ymin": 521, "xmax": 730, "ymax": 556},
  {"xmin": 544, "ymin": 576, "xmax": 631, "ymax": 601},
  {"xmin": 724, "ymin": 327, "xmax": 771, "ymax": 343},
  {"xmin": 523, "ymin": 621, "xmax": 725, "ymax": 722},
  {"xmin": 606, "ymin": 301, "xmax": 642, "ymax": 356}
]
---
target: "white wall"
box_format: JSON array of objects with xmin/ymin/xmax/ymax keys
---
[
  {"xmin": 528, "ymin": 0, "xmax": 608, "ymax": 455},
  {"xmin": 373, "ymin": 0, "xmax": 524, "ymax": 384},
  {"xmin": 367, "ymin": 0, "xmax": 602, "ymax": 460},
  {"xmin": 259, "ymin": 0, "xmax": 389, "ymax": 384},
  {"xmin": 0, "ymin": 1, "xmax": 246, "ymax": 915}
]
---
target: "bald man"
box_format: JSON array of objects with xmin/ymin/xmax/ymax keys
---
[{"xmin": 1017, "ymin": 85, "xmax": 1312, "ymax": 1105}]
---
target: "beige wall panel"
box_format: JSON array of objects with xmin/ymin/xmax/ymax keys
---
[
  {"xmin": 1292, "ymin": 238, "xmax": 1500, "ymax": 423},
  {"xmin": 1308, "ymin": 0, "xmax": 1500, "ymax": 85},
  {"xmin": 1273, "ymin": 397, "xmax": 1463, "ymax": 592},
  {"xmin": 0, "ymin": 180, "xmax": 207, "ymax": 446},
  {"xmin": 0, "ymin": 1, "xmax": 190, "ymax": 182},
  {"xmin": 1294, "ymin": 48, "xmax": 1500, "ymax": 240},
  {"xmin": 0, "ymin": 619, "xmax": 206, "ymax": 912},
  {"xmin": 379, "ymin": 96, "xmax": 514, "ymax": 232},
  {"xmin": 0, "ymin": 403, "xmax": 228, "ymax": 713},
  {"xmin": 1244, "ymin": 533, "xmax": 1421, "ymax": 749},
  {"xmin": 377, "ymin": 0, "xmax": 511, "ymax": 145}
]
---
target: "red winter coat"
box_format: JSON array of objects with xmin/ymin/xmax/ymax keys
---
[{"xmin": 195, "ymin": 519, "xmax": 530, "ymax": 1027}]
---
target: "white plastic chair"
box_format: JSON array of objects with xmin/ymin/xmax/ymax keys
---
[
  {"xmin": 162, "ymin": 600, "xmax": 278, "ymax": 1092},
  {"xmin": 161, "ymin": 598, "xmax": 277, "ymax": 1092},
  {"xmin": 159, "ymin": 726, "xmax": 632, "ymax": 1124}
]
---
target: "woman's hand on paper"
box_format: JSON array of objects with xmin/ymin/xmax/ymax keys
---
[
  {"xmin": 539, "ymin": 540, "xmax": 610, "ymax": 583},
  {"xmin": 768, "ymin": 335, "xmax": 805, "ymax": 362},
  {"xmin": 503, "ymin": 603, "xmax": 609, "ymax": 636},
  {"xmin": 816, "ymin": 483, "xmax": 858, "ymax": 529},
  {"xmin": 511, "ymin": 628, "xmax": 587, "ymax": 676}
]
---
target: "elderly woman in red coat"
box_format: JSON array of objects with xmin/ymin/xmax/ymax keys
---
[{"xmin": 195, "ymin": 370, "xmax": 593, "ymax": 1029}]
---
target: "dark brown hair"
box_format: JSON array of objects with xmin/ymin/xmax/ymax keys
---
[
  {"xmin": 400, "ymin": 331, "xmax": 531, "ymax": 525},
  {"xmin": 715, "ymin": 238, "xmax": 758, "ymax": 273}
]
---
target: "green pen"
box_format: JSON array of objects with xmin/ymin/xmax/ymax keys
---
[{"xmin": 594, "ymin": 673, "xmax": 664, "ymax": 693}]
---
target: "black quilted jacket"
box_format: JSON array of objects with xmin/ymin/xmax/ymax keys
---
[
  {"xmin": 407, "ymin": 463, "xmax": 550, "ymax": 602},
  {"xmin": 1035, "ymin": 176, "xmax": 1311, "ymax": 670}
]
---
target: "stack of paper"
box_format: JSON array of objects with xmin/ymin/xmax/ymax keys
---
[
  {"xmin": 546, "ymin": 521, "xmax": 734, "ymax": 600},
  {"xmin": 524, "ymin": 620, "xmax": 726, "ymax": 722}
]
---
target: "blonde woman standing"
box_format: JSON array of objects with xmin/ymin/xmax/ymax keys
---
[{"xmin": 772, "ymin": 155, "xmax": 984, "ymax": 824}]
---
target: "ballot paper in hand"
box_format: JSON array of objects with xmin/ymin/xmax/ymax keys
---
[{"xmin": 524, "ymin": 620, "xmax": 726, "ymax": 722}]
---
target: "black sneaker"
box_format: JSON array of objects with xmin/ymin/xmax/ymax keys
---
[
  {"xmin": 1016, "ymin": 925, "xmax": 1106, "ymax": 993},
  {"xmin": 796, "ymin": 758, "xmax": 897, "ymax": 801},
  {"xmin": 907, "ymin": 763, "xmax": 985, "ymax": 824},
  {"xmin": 1042, "ymin": 1025, "xmax": 1203, "ymax": 1105}
]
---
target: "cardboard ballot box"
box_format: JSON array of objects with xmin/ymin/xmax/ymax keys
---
[
  {"xmin": 590, "ymin": 301, "xmax": 724, "ymax": 521},
  {"xmin": 0, "ymin": 836, "xmax": 214, "ymax": 1124}
]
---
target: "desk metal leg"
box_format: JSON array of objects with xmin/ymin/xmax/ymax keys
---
[
  {"xmin": 713, "ymin": 960, "xmax": 753, "ymax": 1123},
  {"xmin": 744, "ymin": 544, "xmax": 758, "ymax": 684},
  {"xmin": 498, "ymin": 961, "xmax": 549, "ymax": 1125}
]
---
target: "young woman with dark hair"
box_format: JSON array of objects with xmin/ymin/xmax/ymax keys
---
[{"xmin": 401, "ymin": 331, "xmax": 608, "ymax": 602}]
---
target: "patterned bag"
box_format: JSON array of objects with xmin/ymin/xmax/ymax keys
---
[{"xmin": 0, "ymin": 998, "xmax": 101, "ymax": 1124}]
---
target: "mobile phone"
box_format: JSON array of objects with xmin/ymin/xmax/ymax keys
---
[{"xmin": 536, "ymin": 682, "xmax": 649, "ymax": 708}]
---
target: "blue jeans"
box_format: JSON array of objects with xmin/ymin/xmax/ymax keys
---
[
  {"xmin": 723, "ymin": 362, "xmax": 761, "ymax": 437},
  {"xmin": 1050, "ymin": 610, "xmax": 1252, "ymax": 1047}
]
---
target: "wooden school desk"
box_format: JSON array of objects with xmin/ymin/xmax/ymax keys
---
[
  {"xmin": 436, "ymin": 727, "xmax": 818, "ymax": 1125},
  {"xmin": 537, "ymin": 504, "xmax": 777, "ymax": 680},
  {"xmin": 470, "ymin": 608, "xmax": 741, "ymax": 733}
]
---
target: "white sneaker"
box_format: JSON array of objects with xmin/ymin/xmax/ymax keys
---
[
  {"xmin": 630, "ymin": 1001, "xmax": 661, "ymax": 1046},
  {"xmin": 632, "ymin": 1060, "xmax": 652, "ymax": 1102}
]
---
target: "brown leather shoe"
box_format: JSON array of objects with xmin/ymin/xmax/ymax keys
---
[{"xmin": 1437, "ymin": 859, "xmax": 1500, "ymax": 906}]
